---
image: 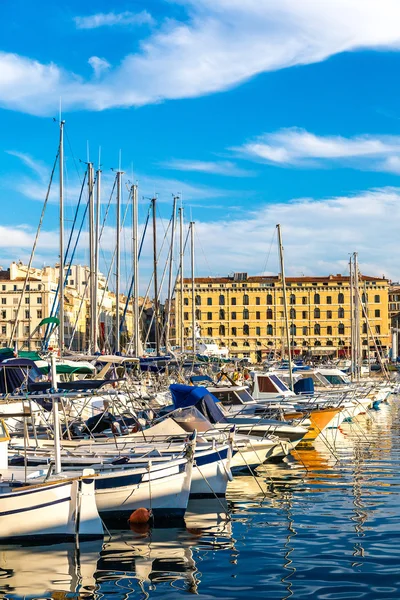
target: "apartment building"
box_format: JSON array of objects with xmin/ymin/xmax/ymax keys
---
[
  {"xmin": 0, "ymin": 261, "xmax": 136, "ymax": 352},
  {"xmin": 174, "ymin": 272, "xmax": 390, "ymax": 362}
]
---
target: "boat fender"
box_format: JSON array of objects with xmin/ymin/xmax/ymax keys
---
[{"xmin": 128, "ymin": 507, "xmax": 153, "ymax": 525}]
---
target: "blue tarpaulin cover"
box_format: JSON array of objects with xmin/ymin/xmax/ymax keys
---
[
  {"xmin": 294, "ymin": 377, "xmax": 314, "ymax": 395},
  {"xmin": 169, "ymin": 384, "xmax": 227, "ymax": 424}
]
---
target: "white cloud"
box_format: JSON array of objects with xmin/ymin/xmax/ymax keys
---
[
  {"xmin": 236, "ymin": 128, "xmax": 400, "ymax": 172},
  {"xmin": 3, "ymin": 1, "xmax": 400, "ymax": 114},
  {"xmin": 5, "ymin": 149, "xmax": 231, "ymax": 206},
  {"xmin": 190, "ymin": 187, "xmax": 400, "ymax": 281},
  {"xmin": 74, "ymin": 11, "xmax": 154, "ymax": 30},
  {"xmin": 2, "ymin": 187, "xmax": 399, "ymax": 289},
  {"xmin": 162, "ymin": 159, "xmax": 254, "ymax": 177},
  {"xmin": 88, "ymin": 56, "xmax": 111, "ymax": 78}
]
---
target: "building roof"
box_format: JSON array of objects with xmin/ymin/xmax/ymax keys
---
[{"xmin": 183, "ymin": 274, "xmax": 388, "ymax": 284}]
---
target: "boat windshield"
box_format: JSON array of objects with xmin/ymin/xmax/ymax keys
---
[
  {"xmin": 323, "ymin": 374, "xmax": 350, "ymax": 385},
  {"xmin": 235, "ymin": 389, "xmax": 254, "ymax": 404},
  {"xmin": 212, "ymin": 389, "xmax": 243, "ymax": 405}
]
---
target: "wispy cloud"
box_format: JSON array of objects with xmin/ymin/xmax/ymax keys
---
[
  {"xmin": 5, "ymin": 150, "xmax": 231, "ymax": 206},
  {"xmin": 88, "ymin": 56, "xmax": 111, "ymax": 78},
  {"xmin": 74, "ymin": 11, "xmax": 154, "ymax": 30},
  {"xmin": 4, "ymin": 1, "xmax": 400, "ymax": 114},
  {"xmin": 2, "ymin": 187, "xmax": 400, "ymax": 289},
  {"xmin": 162, "ymin": 159, "xmax": 254, "ymax": 177},
  {"xmin": 5, "ymin": 150, "xmax": 49, "ymax": 179},
  {"xmin": 191, "ymin": 186, "xmax": 400, "ymax": 281},
  {"xmin": 235, "ymin": 128, "xmax": 400, "ymax": 173}
]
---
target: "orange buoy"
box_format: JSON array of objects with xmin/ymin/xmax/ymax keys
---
[{"xmin": 128, "ymin": 507, "xmax": 152, "ymax": 525}]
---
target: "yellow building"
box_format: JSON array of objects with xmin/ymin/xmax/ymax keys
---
[{"xmin": 174, "ymin": 272, "xmax": 390, "ymax": 362}]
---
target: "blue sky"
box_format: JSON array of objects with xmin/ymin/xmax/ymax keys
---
[{"xmin": 2, "ymin": 0, "xmax": 400, "ymax": 290}]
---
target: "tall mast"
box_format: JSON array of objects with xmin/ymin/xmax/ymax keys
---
[
  {"xmin": 190, "ymin": 221, "xmax": 196, "ymax": 353},
  {"xmin": 179, "ymin": 206, "xmax": 184, "ymax": 352},
  {"xmin": 132, "ymin": 184, "xmax": 140, "ymax": 356},
  {"xmin": 165, "ymin": 197, "xmax": 177, "ymax": 354},
  {"xmin": 94, "ymin": 164, "xmax": 101, "ymax": 353},
  {"xmin": 59, "ymin": 120, "xmax": 65, "ymax": 353},
  {"xmin": 152, "ymin": 197, "xmax": 160, "ymax": 355},
  {"xmin": 115, "ymin": 170, "xmax": 122, "ymax": 353},
  {"xmin": 349, "ymin": 256, "xmax": 354, "ymax": 379},
  {"xmin": 88, "ymin": 162, "xmax": 95, "ymax": 354},
  {"xmin": 364, "ymin": 280, "xmax": 370, "ymax": 374},
  {"xmin": 353, "ymin": 252, "xmax": 361, "ymax": 381},
  {"xmin": 276, "ymin": 224, "xmax": 294, "ymax": 391}
]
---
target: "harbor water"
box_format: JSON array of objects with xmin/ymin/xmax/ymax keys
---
[{"xmin": 1, "ymin": 399, "xmax": 400, "ymax": 599}]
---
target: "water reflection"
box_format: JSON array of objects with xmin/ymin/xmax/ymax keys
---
[
  {"xmin": 2, "ymin": 400, "xmax": 400, "ymax": 599},
  {"xmin": 0, "ymin": 540, "xmax": 101, "ymax": 598}
]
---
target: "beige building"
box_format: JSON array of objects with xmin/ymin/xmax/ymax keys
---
[
  {"xmin": 173, "ymin": 272, "xmax": 391, "ymax": 362},
  {"xmin": 0, "ymin": 261, "xmax": 136, "ymax": 352}
]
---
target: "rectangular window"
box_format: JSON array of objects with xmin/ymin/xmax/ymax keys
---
[
  {"xmin": 1, "ymin": 285, "xmax": 5, "ymax": 291},
  {"xmin": 207, "ymin": 297, "xmax": 212, "ymax": 305},
  {"xmin": 207, "ymin": 312, "xmax": 212, "ymax": 320},
  {"xmin": 37, "ymin": 297, "xmax": 42, "ymax": 304},
  {"xmin": 1, "ymin": 298, "xmax": 5, "ymax": 305},
  {"xmin": 375, "ymin": 309, "xmax": 381, "ymax": 317},
  {"xmin": 231, "ymin": 298, "xmax": 237, "ymax": 306},
  {"xmin": 231, "ymin": 312, "xmax": 236, "ymax": 320},
  {"xmin": 13, "ymin": 298, "xmax": 18, "ymax": 305},
  {"xmin": 24, "ymin": 326, "xmax": 29, "ymax": 335},
  {"xmin": 256, "ymin": 297, "xmax": 260, "ymax": 305},
  {"xmin": 25, "ymin": 297, "xmax": 29, "ymax": 304},
  {"xmin": 302, "ymin": 311, "xmax": 307, "ymax": 319},
  {"xmin": 375, "ymin": 325, "xmax": 381, "ymax": 334},
  {"xmin": 37, "ymin": 310, "xmax": 42, "ymax": 319},
  {"xmin": 207, "ymin": 327, "xmax": 213, "ymax": 336},
  {"xmin": 327, "ymin": 296, "xmax": 332, "ymax": 304},
  {"xmin": 13, "ymin": 285, "xmax": 17, "ymax": 291},
  {"xmin": 302, "ymin": 297, "xmax": 307, "ymax": 305},
  {"xmin": 302, "ymin": 326, "xmax": 308, "ymax": 335},
  {"xmin": 1, "ymin": 326, "xmax": 6, "ymax": 335},
  {"xmin": 256, "ymin": 326, "xmax": 261, "ymax": 336},
  {"xmin": 69, "ymin": 279, "xmax": 74, "ymax": 285},
  {"xmin": 327, "ymin": 310, "xmax": 332, "ymax": 319},
  {"xmin": 25, "ymin": 310, "xmax": 30, "ymax": 319},
  {"xmin": 184, "ymin": 312, "xmax": 189, "ymax": 320},
  {"xmin": 256, "ymin": 311, "xmax": 261, "ymax": 319},
  {"xmin": 232, "ymin": 327, "xmax": 237, "ymax": 336},
  {"xmin": 1, "ymin": 310, "xmax": 5, "ymax": 319}
]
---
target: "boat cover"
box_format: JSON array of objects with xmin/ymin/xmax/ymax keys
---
[
  {"xmin": 169, "ymin": 384, "xmax": 227, "ymax": 424},
  {"xmin": 294, "ymin": 377, "xmax": 314, "ymax": 395}
]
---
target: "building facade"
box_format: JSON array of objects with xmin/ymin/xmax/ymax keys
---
[
  {"xmin": 174, "ymin": 272, "xmax": 390, "ymax": 362},
  {"xmin": 0, "ymin": 262, "xmax": 138, "ymax": 352}
]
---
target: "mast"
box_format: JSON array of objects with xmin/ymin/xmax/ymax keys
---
[
  {"xmin": 276, "ymin": 224, "xmax": 294, "ymax": 391},
  {"xmin": 88, "ymin": 162, "xmax": 95, "ymax": 354},
  {"xmin": 94, "ymin": 163, "xmax": 101, "ymax": 353},
  {"xmin": 364, "ymin": 281, "xmax": 370, "ymax": 374},
  {"xmin": 353, "ymin": 252, "xmax": 361, "ymax": 381},
  {"xmin": 165, "ymin": 197, "xmax": 177, "ymax": 353},
  {"xmin": 152, "ymin": 198, "xmax": 160, "ymax": 355},
  {"xmin": 132, "ymin": 184, "xmax": 140, "ymax": 357},
  {"xmin": 190, "ymin": 221, "xmax": 196, "ymax": 354},
  {"xmin": 59, "ymin": 120, "xmax": 65, "ymax": 353},
  {"xmin": 349, "ymin": 256, "xmax": 354, "ymax": 379},
  {"xmin": 179, "ymin": 206, "xmax": 184, "ymax": 352},
  {"xmin": 115, "ymin": 170, "xmax": 122, "ymax": 353}
]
